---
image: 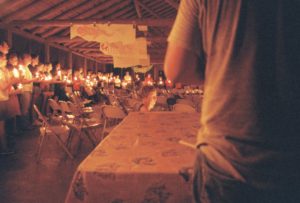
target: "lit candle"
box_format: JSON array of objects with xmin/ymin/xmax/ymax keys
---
[
  {"xmin": 147, "ymin": 81, "xmax": 153, "ymax": 86},
  {"xmin": 121, "ymin": 81, "xmax": 128, "ymax": 88},
  {"xmin": 17, "ymin": 83, "xmax": 23, "ymax": 89},
  {"xmin": 45, "ymin": 75, "xmax": 52, "ymax": 81},
  {"xmin": 13, "ymin": 68, "xmax": 20, "ymax": 78},
  {"xmin": 18, "ymin": 65, "xmax": 25, "ymax": 77}
]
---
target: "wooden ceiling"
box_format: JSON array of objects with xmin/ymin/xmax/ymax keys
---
[{"xmin": 0, "ymin": 0, "xmax": 180, "ymax": 64}]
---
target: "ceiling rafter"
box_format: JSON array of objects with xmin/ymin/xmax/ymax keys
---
[
  {"xmin": 134, "ymin": 1, "xmax": 171, "ymax": 38},
  {"xmin": 116, "ymin": 9, "xmax": 137, "ymax": 20},
  {"xmin": 145, "ymin": 0, "xmax": 166, "ymax": 12},
  {"xmin": 12, "ymin": 19, "xmax": 174, "ymax": 27},
  {"xmin": 0, "ymin": 0, "xmax": 33, "ymax": 18},
  {"xmin": 88, "ymin": 0, "xmax": 131, "ymax": 19},
  {"xmin": 133, "ymin": 0, "xmax": 142, "ymax": 19},
  {"xmin": 0, "ymin": 0, "xmax": 177, "ymax": 64},
  {"xmin": 30, "ymin": 0, "xmax": 92, "ymax": 34},
  {"xmin": 72, "ymin": 0, "xmax": 122, "ymax": 20},
  {"xmin": 40, "ymin": 0, "xmax": 130, "ymax": 38},
  {"xmin": 47, "ymin": 36, "xmax": 167, "ymax": 43},
  {"xmin": 0, "ymin": 22, "xmax": 101, "ymax": 63},
  {"xmin": 164, "ymin": 0, "xmax": 179, "ymax": 10},
  {"xmin": 136, "ymin": 1, "xmax": 160, "ymax": 18},
  {"xmin": 156, "ymin": 6, "xmax": 176, "ymax": 18},
  {"xmin": 2, "ymin": 0, "xmax": 43, "ymax": 22},
  {"xmin": 20, "ymin": 0, "xmax": 77, "ymax": 30},
  {"xmin": 102, "ymin": 4, "xmax": 135, "ymax": 20}
]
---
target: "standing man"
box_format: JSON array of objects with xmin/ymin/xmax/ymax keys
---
[
  {"xmin": 164, "ymin": 1, "xmax": 300, "ymax": 202},
  {"xmin": 0, "ymin": 40, "xmax": 9, "ymax": 55},
  {"xmin": 18, "ymin": 53, "xmax": 35, "ymax": 130}
]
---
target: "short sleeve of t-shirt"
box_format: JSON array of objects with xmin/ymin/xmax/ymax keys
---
[{"xmin": 167, "ymin": 0, "xmax": 201, "ymax": 57}]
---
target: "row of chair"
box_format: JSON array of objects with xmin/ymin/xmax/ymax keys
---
[{"xmin": 33, "ymin": 96, "xmax": 127, "ymax": 161}]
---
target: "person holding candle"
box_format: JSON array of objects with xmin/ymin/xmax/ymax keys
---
[
  {"xmin": 5, "ymin": 53, "xmax": 22, "ymax": 140},
  {"xmin": 40, "ymin": 63, "xmax": 54, "ymax": 114},
  {"xmin": 54, "ymin": 63, "xmax": 62, "ymax": 81},
  {"xmin": 114, "ymin": 75, "xmax": 121, "ymax": 89},
  {"xmin": 18, "ymin": 53, "xmax": 35, "ymax": 130},
  {"xmin": 144, "ymin": 74, "xmax": 154, "ymax": 86},
  {"xmin": 0, "ymin": 52, "xmax": 21, "ymax": 155},
  {"xmin": 29, "ymin": 54, "xmax": 43, "ymax": 123},
  {"xmin": 124, "ymin": 71, "xmax": 132, "ymax": 83},
  {"xmin": 0, "ymin": 40, "xmax": 9, "ymax": 55}
]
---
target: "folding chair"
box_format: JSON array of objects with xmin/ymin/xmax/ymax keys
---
[
  {"xmin": 33, "ymin": 105, "xmax": 74, "ymax": 160},
  {"xmin": 101, "ymin": 105, "xmax": 127, "ymax": 139},
  {"xmin": 65, "ymin": 101, "xmax": 103, "ymax": 153},
  {"xmin": 70, "ymin": 94, "xmax": 92, "ymax": 107},
  {"xmin": 48, "ymin": 98, "xmax": 65, "ymax": 123},
  {"xmin": 58, "ymin": 100, "xmax": 75, "ymax": 121}
]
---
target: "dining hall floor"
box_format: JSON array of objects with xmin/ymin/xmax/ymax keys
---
[{"xmin": 0, "ymin": 126, "xmax": 98, "ymax": 203}]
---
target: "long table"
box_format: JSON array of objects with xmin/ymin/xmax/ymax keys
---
[{"xmin": 65, "ymin": 112, "xmax": 200, "ymax": 203}]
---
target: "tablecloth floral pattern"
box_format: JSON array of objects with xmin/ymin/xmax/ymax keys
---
[{"xmin": 65, "ymin": 112, "xmax": 200, "ymax": 203}]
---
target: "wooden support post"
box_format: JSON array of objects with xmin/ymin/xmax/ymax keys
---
[
  {"xmin": 6, "ymin": 29, "xmax": 12, "ymax": 47},
  {"xmin": 95, "ymin": 62, "xmax": 98, "ymax": 73},
  {"xmin": 68, "ymin": 52, "xmax": 73, "ymax": 74},
  {"xmin": 44, "ymin": 43, "xmax": 50, "ymax": 63},
  {"xmin": 83, "ymin": 57, "xmax": 87, "ymax": 77}
]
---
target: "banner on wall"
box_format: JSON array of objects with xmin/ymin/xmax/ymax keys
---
[
  {"xmin": 70, "ymin": 24, "xmax": 136, "ymax": 44},
  {"xmin": 100, "ymin": 37, "xmax": 147, "ymax": 57},
  {"xmin": 71, "ymin": 24, "xmax": 151, "ymax": 67}
]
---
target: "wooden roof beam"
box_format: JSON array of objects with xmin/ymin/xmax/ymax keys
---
[
  {"xmin": 47, "ymin": 0, "xmax": 122, "ymax": 31},
  {"xmin": 19, "ymin": 0, "xmax": 78, "ymax": 30},
  {"xmin": 30, "ymin": 0, "xmax": 95, "ymax": 34},
  {"xmin": 164, "ymin": 0, "xmax": 179, "ymax": 10},
  {"xmin": 2, "ymin": 0, "xmax": 42, "ymax": 22},
  {"xmin": 11, "ymin": 19, "xmax": 174, "ymax": 27},
  {"xmin": 73, "ymin": 47, "xmax": 100, "ymax": 52},
  {"xmin": 0, "ymin": 22, "xmax": 101, "ymax": 63},
  {"xmin": 0, "ymin": 0, "xmax": 32, "ymax": 15},
  {"xmin": 47, "ymin": 36, "xmax": 167, "ymax": 43},
  {"xmin": 133, "ymin": 0, "xmax": 143, "ymax": 18},
  {"xmin": 102, "ymin": 4, "xmax": 134, "ymax": 20},
  {"xmin": 69, "ymin": 0, "xmax": 122, "ymax": 20},
  {"xmin": 136, "ymin": 1, "xmax": 160, "ymax": 18},
  {"xmin": 87, "ymin": 0, "xmax": 130, "ymax": 19},
  {"xmin": 43, "ymin": 0, "xmax": 127, "ymax": 39}
]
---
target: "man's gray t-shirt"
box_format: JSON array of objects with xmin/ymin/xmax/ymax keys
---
[{"xmin": 168, "ymin": 0, "xmax": 300, "ymax": 189}]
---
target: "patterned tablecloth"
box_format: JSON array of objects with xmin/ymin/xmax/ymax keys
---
[{"xmin": 65, "ymin": 112, "xmax": 200, "ymax": 203}]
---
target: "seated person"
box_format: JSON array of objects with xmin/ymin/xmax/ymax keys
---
[
  {"xmin": 53, "ymin": 83, "xmax": 69, "ymax": 101},
  {"xmin": 137, "ymin": 86, "xmax": 157, "ymax": 112}
]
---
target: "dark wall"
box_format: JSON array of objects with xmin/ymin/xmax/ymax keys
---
[
  {"xmin": 12, "ymin": 33, "xmax": 45, "ymax": 62},
  {"xmin": 0, "ymin": 29, "xmax": 6, "ymax": 41},
  {"xmin": 72, "ymin": 54, "xmax": 84, "ymax": 71},
  {"xmin": 87, "ymin": 59, "xmax": 96, "ymax": 72},
  {"xmin": 50, "ymin": 46, "xmax": 69, "ymax": 68}
]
